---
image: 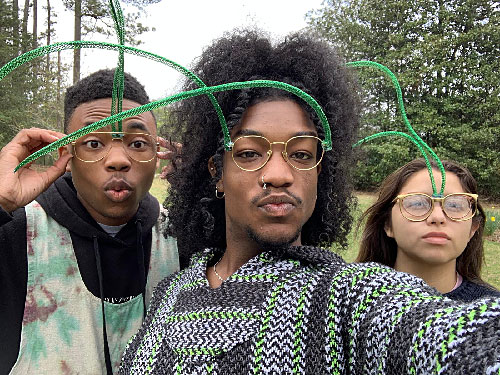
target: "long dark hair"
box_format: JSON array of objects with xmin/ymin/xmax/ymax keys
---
[
  {"xmin": 163, "ymin": 30, "xmax": 359, "ymax": 266},
  {"xmin": 356, "ymin": 158, "xmax": 487, "ymax": 283}
]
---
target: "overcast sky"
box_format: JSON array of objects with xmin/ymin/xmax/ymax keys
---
[{"xmin": 55, "ymin": 0, "xmax": 324, "ymax": 99}]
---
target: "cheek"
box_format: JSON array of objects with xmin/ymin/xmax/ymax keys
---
[
  {"xmin": 70, "ymin": 161, "xmax": 92, "ymax": 186},
  {"xmin": 387, "ymin": 207, "xmax": 409, "ymax": 239},
  {"xmin": 303, "ymin": 173, "xmax": 318, "ymax": 211},
  {"xmin": 457, "ymin": 221, "xmax": 475, "ymax": 245}
]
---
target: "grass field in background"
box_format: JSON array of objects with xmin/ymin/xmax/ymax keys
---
[{"xmin": 151, "ymin": 177, "xmax": 500, "ymax": 289}]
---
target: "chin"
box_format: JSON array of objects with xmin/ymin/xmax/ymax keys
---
[{"xmin": 247, "ymin": 227, "xmax": 301, "ymax": 254}]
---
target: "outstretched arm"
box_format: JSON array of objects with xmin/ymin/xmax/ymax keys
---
[
  {"xmin": 328, "ymin": 263, "xmax": 500, "ymax": 374},
  {"xmin": 0, "ymin": 128, "xmax": 72, "ymax": 213}
]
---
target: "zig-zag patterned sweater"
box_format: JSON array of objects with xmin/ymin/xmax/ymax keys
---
[{"xmin": 119, "ymin": 246, "xmax": 500, "ymax": 374}]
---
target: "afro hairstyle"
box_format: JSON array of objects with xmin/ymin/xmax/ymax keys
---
[{"xmin": 164, "ymin": 29, "xmax": 360, "ymax": 266}]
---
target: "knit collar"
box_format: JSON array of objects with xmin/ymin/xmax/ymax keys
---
[{"xmin": 192, "ymin": 245, "xmax": 344, "ymax": 271}]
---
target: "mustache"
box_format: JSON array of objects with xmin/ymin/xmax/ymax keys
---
[{"xmin": 251, "ymin": 189, "xmax": 303, "ymax": 206}]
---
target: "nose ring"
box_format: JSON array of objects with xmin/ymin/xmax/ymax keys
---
[{"xmin": 262, "ymin": 175, "xmax": 267, "ymax": 190}]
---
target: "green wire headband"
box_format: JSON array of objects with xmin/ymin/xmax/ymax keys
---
[
  {"xmin": 347, "ymin": 61, "xmax": 446, "ymax": 196},
  {"xmin": 0, "ymin": 0, "xmax": 445, "ymax": 195}
]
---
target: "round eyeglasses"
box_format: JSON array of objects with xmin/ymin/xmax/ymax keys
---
[
  {"xmin": 393, "ymin": 193, "xmax": 478, "ymax": 222},
  {"xmin": 70, "ymin": 132, "xmax": 159, "ymax": 163},
  {"xmin": 230, "ymin": 135, "xmax": 325, "ymax": 172}
]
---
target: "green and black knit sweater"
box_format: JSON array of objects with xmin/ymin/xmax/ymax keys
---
[{"xmin": 119, "ymin": 246, "xmax": 500, "ymax": 374}]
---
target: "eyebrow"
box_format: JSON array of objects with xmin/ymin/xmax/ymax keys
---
[
  {"xmin": 82, "ymin": 121, "xmax": 151, "ymax": 134},
  {"xmin": 233, "ymin": 129, "xmax": 318, "ymax": 138},
  {"xmin": 123, "ymin": 122, "xmax": 150, "ymax": 133}
]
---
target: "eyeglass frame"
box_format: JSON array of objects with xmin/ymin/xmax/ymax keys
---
[
  {"xmin": 229, "ymin": 134, "xmax": 325, "ymax": 172},
  {"xmin": 69, "ymin": 131, "xmax": 159, "ymax": 163},
  {"xmin": 392, "ymin": 192, "xmax": 478, "ymax": 222}
]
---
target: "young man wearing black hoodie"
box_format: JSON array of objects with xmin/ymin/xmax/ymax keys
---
[{"xmin": 0, "ymin": 69, "xmax": 179, "ymax": 374}]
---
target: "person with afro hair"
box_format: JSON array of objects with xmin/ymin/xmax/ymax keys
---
[
  {"xmin": 120, "ymin": 30, "xmax": 500, "ymax": 374},
  {"xmin": 0, "ymin": 69, "xmax": 179, "ymax": 374}
]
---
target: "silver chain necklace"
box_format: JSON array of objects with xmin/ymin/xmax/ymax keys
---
[{"xmin": 213, "ymin": 259, "xmax": 225, "ymax": 282}]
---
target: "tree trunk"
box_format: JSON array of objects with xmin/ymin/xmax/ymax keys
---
[
  {"xmin": 57, "ymin": 50, "xmax": 62, "ymax": 131},
  {"xmin": 46, "ymin": 0, "xmax": 51, "ymax": 72},
  {"xmin": 21, "ymin": 0, "xmax": 29, "ymax": 52},
  {"xmin": 12, "ymin": 0, "xmax": 20, "ymax": 52},
  {"xmin": 32, "ymin": 0, "xmax": 37, "ymax": 49},
  {"xmin": 73, "ymin": 0, "xmax": 81, "ymax": 83}
]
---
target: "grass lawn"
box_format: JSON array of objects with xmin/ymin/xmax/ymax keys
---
[{"xmin": 150, "ymin": 177, "xmax": 500, "ymax": 289}]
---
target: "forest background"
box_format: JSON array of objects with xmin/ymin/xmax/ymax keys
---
[
  {"xmin": 0, "ymin": 0, "xmax": 498, "ymax": 199},
  {"xmin": 1, "ymin": 0, "xmax": 499, "ymax": 282}
]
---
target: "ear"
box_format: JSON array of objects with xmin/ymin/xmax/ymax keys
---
[
  {"xmin": 208, "ymin": 157, "xmax": 216, "ymax": 178},
  {"xmin": 208, "ymin": 157, "xmax": 223, "ymax": 191},
  {"xmin": 58, "ymin": 146, "xmax": 71, "ymax": 172},
  {"xmin": 469, "ymin": 220, "xmax": 480, "ymax": 240},
  {"xmin": 384, "ymin": 220, "xmax": 394, "ymax": 238}
]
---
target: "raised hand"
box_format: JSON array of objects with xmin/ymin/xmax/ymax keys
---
[
  {"xmin": 157, "ymin": 137, "xmax": 182, "ymax": 180},
  {"xmin": 0, "ymin": 128, "xmax": 73, "ymax": 213}
]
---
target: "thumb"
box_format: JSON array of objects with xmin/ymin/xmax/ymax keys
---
[{"xmin": 43, "ymin": 153, "xmax": 73, "ymax": 182}]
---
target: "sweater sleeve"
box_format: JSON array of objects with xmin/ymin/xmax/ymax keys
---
[
  {"xmin": 0, "ymin": 206, "xmax": 28, "ymax": 374},
  {"xmin": 326, "ymin": 263, "xmax": 500, "ymax": 374}
]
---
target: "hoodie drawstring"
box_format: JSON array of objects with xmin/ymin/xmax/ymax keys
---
[
  {"xmin": 93, "ymin": 236, "xmax": 113, "ymax": 375},
  {"xmin": 136, "ymin": 219, "xmax": 147, "ymax": 319}
]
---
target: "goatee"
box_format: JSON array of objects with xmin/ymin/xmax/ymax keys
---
[{"xmin": 246, "ymin": 227, "xmax": 301, "ymax": 257}]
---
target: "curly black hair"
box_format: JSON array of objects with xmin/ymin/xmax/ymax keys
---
[
  {"xmin": 63, "ymin": 69, "xmax": 150, "ymax": 133},
  {"xmin": 164, "ymin": 29, "xmax": 360, "ymax": 266}
]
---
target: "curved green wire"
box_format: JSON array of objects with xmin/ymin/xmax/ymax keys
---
[
  {"xmin": 0, "ymin": 39, "xmax": 334, "ymax": 152},
  {"xmin": 14, "ymin": 79, "xmax": 331, "ymax": 171},
  {"xmin": 347, "ymin": 61, "xmax": 445, "ymax": 196},
  {"xmin": 354, "ymin": 131, "xmax": 436, "ymax": 189},
  {"xmin": 0, "ymin": 40, "xmax": 228, "ymax": 143},
  {"xmin": 109, "ymin": 0, "xmax": 125, "ymax": 131}
]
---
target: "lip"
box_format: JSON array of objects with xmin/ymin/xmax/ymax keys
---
[
  {"xmin": 422, "ymin": 232, "xmax": 450, "ymax": 244},
  {"xmin": 257, "ymin": 194, "xmax": 296, "ymax": 217},
  {"xmin": 103, "ymin": 178, "xmax": 133, "ymax": 203}
]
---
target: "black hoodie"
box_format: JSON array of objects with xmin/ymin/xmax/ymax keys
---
[{"xmin": 0, "ymin": 172, "xmax": 162, "ymax": 374}]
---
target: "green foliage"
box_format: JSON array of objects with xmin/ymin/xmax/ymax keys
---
[
  {"xmin": 0, "ymin": 0, "xmax": 69, "ymax": 157},
  {"xmin": 307, "ymin": 0, "xmax": 500, "ymax": 198},
  {"xmin": 484, "ymin": 211, "xmax": 499, "ymax": 237},
  {"xmin": 62, "ymin": 0, "xmax": 152, "ymax": 45}
]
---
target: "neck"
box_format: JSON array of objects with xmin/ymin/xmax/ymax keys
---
[
  {"xmin": 218, "ymin": 240, "xmax": 262, "ymax": 275},
  {"xmin": 394, "ymin": 256, "xmax": 457, "ymax": 294},
  {"xmin": 206, "ymin": 229, "xmax": 270, "ymax": 288}
]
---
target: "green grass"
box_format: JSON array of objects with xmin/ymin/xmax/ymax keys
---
[
  {"xmin": 149, "ymin": 179, "xmax": 500, "ymax": 289},
  {"xmin": 150, "ymin": 175, "xmax": 169, "ymax": 203}
]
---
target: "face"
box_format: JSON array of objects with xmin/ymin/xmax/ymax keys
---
[
  {"xmin": 385, "ymin": 169, "xmax": 478, "ymax": 268},
  {"xmin": 214, "ymin": 100, "xmax": 321, "ymax": 251},
  {"xmin": 65, "ymin": 98, "xmax": 157, "ymax": 225}
]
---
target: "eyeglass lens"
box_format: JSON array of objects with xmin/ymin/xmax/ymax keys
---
[
  {"xmin": 401, "ymin": 194, "xmax": 475, "ymax": 220},
  {"xmin": 232, "ymin": 135, "xmax": 323, "ymax": 171},
  {"xmin": 73, "ymin": 132, "xmax": 156, "ymax": 162}
]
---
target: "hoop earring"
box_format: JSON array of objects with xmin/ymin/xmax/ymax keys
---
[
  {"xmin": 215, "ymin": 186, "xmax": 225, "ymax": 199},
  {"xmin": 261, "ymin": 175, "xmax": 267, "ymax": 190}
]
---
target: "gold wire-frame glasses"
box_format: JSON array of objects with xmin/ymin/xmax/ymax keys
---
[
  {"xmin": 230, "ymin": 135, "xmax": 325, "ymax": 172},
  {"xmin": 393, "ymin": 192, "xmax": 478, "ymax": 222},
  {"xmin": 70, "ymin": 131, "xmax": 159, "ymax": 163}
]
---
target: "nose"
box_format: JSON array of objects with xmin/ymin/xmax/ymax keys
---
[
  {"xmin": 260, "ymin": 148, "xmax": 294, "ymax": 188},
  {"xmin": 426, "ymin": 201, "xmax": 446, "ymax": 224},
  {"xmin": 104, "ymin": 141, "xmax": 131, "ymax": 172}
]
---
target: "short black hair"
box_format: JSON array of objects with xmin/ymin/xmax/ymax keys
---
[
  {"xmin": 63, "ymin": 69, "xmax": 150, "ymax": 133},
  {"xmin": 164, "ymin": 29, "xmax": 360, "ymax": 266}
]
